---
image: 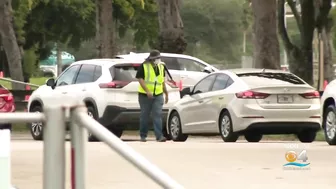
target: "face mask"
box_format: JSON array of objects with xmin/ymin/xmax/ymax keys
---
[{"xmin": 154, "ymin": 59, "xmax": 161, "ymax": 64}]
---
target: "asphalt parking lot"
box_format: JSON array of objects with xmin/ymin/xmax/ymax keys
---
[{"xmin": 10, "ymin": 134, "xmax": 336, "ymax": 189}]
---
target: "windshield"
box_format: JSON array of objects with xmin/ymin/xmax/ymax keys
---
[{"xmin": 237, "ymin": 72, "xmax": 305, "ymax": 85}]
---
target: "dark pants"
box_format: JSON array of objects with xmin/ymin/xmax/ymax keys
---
[{"xmin": 138, "ymin": 93, "xmax": 164, "ymax": 140}]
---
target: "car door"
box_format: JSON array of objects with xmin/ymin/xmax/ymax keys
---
[
  {"xmin": 181, "ymin": 74, "xmax": 216, "ymax": 132},
  {"xmin": 53, "ymin": 64, "xmax": 81, "ymax": 95},
  {"xmin": 72, "ymin": 64, "xmax": 99, "ymax": 100},
  {"xmin": 205, "ymin": 74, "xmax": 233, "ymax": 132},
  {"xmin": 176, "ymin": 58, "xmax": 209, "ymax": 88}
]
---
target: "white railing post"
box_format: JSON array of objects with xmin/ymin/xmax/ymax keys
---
[
  {"xmin": 0, "ymin": 129, "xmax": 11, "ymax": 189},
  {"xmin": 74, "ymin": 112, "xmax": 184, "ymax": 189},
  {"xmin": 43, "ymin": 105, "xmax": 66, "ymax": 189},
  {"xmin": 70, "ymin": 104, "xmax": 87, "ymax": 189}
]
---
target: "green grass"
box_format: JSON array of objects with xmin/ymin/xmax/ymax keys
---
[{"xmin": 0, "ymin": 77, "xmax": 48, "ymax": 89}]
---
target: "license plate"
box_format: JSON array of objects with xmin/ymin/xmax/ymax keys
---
[{"xmin": 277, "ymin": 94, "xmax": 294, "ymax": 103}]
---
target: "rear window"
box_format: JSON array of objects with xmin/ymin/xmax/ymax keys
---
[
  {"xmin": 237, "ymin": 72, "xmax": 305, "ymax": 85},
  {"xmin": 110, "ymin": 64, "xmax": 139, "ymax": 81}
]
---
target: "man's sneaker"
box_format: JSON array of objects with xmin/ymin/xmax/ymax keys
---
[
  {"xmin": 157, "ymin": 137, "xmax": 166, "ymax": 142},
  {"xmin": 140, "ymin": 138, "xmax": 147, "ymax": 142}
]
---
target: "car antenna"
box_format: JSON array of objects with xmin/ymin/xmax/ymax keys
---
[{"xmin": 261, "ymin": 68, "xmax": 266, "ymax": 72}]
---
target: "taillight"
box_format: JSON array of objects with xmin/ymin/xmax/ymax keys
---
[
  {"xmin": 3, "ymin": 95, "xmax": 13, "ymax": 102},
  {"xmin": 0, "ymin": 94, "xmax": 13, "ymax": 109},
  {"xmin": 235, "ymin": 90, "xmax": 270, "ymax": 99},
  {"xmin": 99, "ymin": 81, "xmax": 130, "ymax": 89},
  {"xmin": 299, "ymin": 91, "xmax": 320, "ymax": 99}
]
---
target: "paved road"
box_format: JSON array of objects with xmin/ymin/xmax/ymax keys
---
[{"xmin": 9, "ymin": 135, "xmax": 336, "ymax": 189}]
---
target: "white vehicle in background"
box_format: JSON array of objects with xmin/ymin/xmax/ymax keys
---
[
  {"xmin": 27, "ymin": 58, "xmax": 181, "ymax": 141},
  {"xmin": 116, "ymin": 52, "xmax": 219, "ymax": 89},
  {"xmin": 167, "ymin": 69, "xmax": 321, "ymax": 143},
  {"xmin": 320, "ymin": 80, "xmax": 336, "ymax": 145}
]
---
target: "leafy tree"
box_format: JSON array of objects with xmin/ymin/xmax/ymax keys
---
[
  {"xmin": 251, "ymin": 0, "xmax": 280, "ymax": 69},
  {"xmin": 156, "ymin": 0, "xmax": 187, "ymax": 53},
  {"xmin": 181, "ymin": 0, "xmax": 244, "ymax": 64},
  {"xmin": 278, "ymin": 0, "xmax": 333, "ymax": 84},
  {"xmin": 0, "ymin": 0, "xmax": 25, "ymax": 89}
]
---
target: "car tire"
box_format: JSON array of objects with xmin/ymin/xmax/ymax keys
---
[
  {"xmin": 219, "ymin": 111, "xmax": 239, "ymax": 142},
  {"xmin": 110, "ymin": 128, "xmax": 123, "ymax": 138},
  {"xmin": 0, "ymin": 124, "xmax": 12, "ymax": 131},
  {"xmin": 29, "ymin": 106, "xmax": 44, "ymax": 141},
  {"xmin": 87, "ymin": 106, "xmax": 99, "ymax": 142},
  {"xmin": 296, "ymin": 130, "xmax": 317, "ymax": 143},
  {"xmin": 168, "ymin": 111, "xmax": 188, "ymax": 142},
  {"xmin": 323, "ymin": 105, "xmax": 336, "ymax": 145},
  {"xmin": 162, "ymin": 125, "xmax": 172, "ymax": 140},
  {"xmin": 244, "ymin": 133, "xmax": 262, "ymax": 142}
]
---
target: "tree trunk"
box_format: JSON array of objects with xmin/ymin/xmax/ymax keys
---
[
  {"xmin": 322, "ymin": 20, "xmax": 334, "ymax": 82},
  {"xmin": 0, "ymin": 0, "xmax": 24, "ymax": 89},
  {"xmin": 251, "ymin": 0, "xmax": 280, "ymax": 69},
  {"xmin": 95, "ymin": 0, "xmax": 115, "ymax": 58},
  {"xmin": 156, "ymin": 0, "xmax": 186, "ymax": 53},
  {"xmin": 56, "ymin": 44, "xmax": 62, "ymax": 76}
]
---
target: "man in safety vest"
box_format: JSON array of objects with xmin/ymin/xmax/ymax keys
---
[{"xmin": 135, "ymin": 50, "xmax": 169, "ymax": 142}]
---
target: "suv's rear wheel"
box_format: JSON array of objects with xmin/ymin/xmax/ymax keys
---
[
  {"xmin": 30, "ymin": 105, "xmax": 44, "ymax": 140},
  {"xmin": 323, "ymin": 105, "xmax": 336, "ymax": 145},
  {"xmin": 87, "ymin": 106, "xmax": 99, "ymax": 142}
]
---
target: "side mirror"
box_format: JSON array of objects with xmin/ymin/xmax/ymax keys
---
[
  {"xmin": 180, "ymin": 87, "xmax": 192, "ymax": 98},
  {"xmin": 46, "ymin": 78, "xmax": 56, "ymax": 89},
  {"xmin": 203, "ymin": 66, "xmax": 213, "ymax": 74}
]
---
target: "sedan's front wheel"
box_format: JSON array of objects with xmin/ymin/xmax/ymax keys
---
[
  {"xmin": 323, "ymin": 105, "xmax": 336, "ymax": 145},
  {"xmin": 168, "ymin": 111, "xmax": 188, "ymax": 142},
  {"xmin": 219, "ymin": 111, "xmax": 238, "ymax": 142}
]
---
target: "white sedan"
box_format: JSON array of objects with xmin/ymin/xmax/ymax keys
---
[{"xmin": 166, "ymin": 69, "xmax": 321, "ymax": 143}]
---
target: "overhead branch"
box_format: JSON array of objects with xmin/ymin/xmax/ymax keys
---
[
  {"xmin": 277, "ymin": 0, "xmax": 295, "ymax": 51},
  {"xmin": 287, "ymin": 0, "xmax": 303, "ymax": 33}
]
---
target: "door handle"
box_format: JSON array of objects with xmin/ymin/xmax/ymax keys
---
[
  {"xmin": 218, "ymin": 97, "xmax": 224, "ymax": 100},
  {"xmin": 180, "ymin": 75, "xmax": 187, "ymax": 78},
  {"xmin": 198, "ymin": 100, "xmax": 203, "ymax": 103},
  {"xmin": 82, "ymin": 88, "xmax": 86, "ymax": 91},
  {"xmin": 62, "ymin": 92, "xmax": 67, "ymax": 94}
]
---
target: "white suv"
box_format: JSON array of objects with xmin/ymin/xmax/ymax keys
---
[
  {"xmin": 116, "ymin": 52, "xmax": 219, "ymax": 88},
  {"xmin": 27, "ymin": 58, "xmax": 181, "ymax": 141}
]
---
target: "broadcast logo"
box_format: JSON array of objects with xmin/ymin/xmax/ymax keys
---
[{"xmin": 283, "ymin": 150, "xmax": 310, "ymax": 169}]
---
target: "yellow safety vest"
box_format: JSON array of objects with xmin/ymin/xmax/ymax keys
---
[{"xmin": 138, "ymin": 63, "xmax": 165, "ymax": 95}]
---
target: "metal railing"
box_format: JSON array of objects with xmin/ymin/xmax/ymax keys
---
[
  {"xmin": 0, "ymin": 94, "xmax": 184, "ymax": 189},
  {"xmin": 0, "ymin": 77, "xmax": 41, "ymax": 88}
]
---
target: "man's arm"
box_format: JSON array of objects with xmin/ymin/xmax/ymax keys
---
[
  {"xmin": 163, "ymin": 81, "xmax": 168, "ymax": 95},
  {"xmin": 138, "ymin": 78, "xmax": 150, "ymax": 94}
]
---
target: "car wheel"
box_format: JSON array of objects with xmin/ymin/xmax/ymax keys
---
[
  {"xmin": 219, "ymin": 111, "xmax": 239, "ymax": 142},
  {"xmin": 87, "ymin": 106, "xmax": 99, "ymax": 142},
  {"xmin": 110, "ymin": 128, "xmax": 123, "ymax": 138},
  {"xmin": 323, "ymin": 105, "xmax": 336, "ymax": 145},
  {"xmin": 168, "ymin": 111, "xmax": 188, "ymax": 142},
  {"xmin": 162, "ymin": 125, "xmax": 172, "ymax": 140},
  {"xmin": 29, "ymin": 106, "xmax": 44, "ymax": 141},
  {"xmin": 297, "ymin": 130, "xmax": 317, "ymax": 143},
  {"xmin": 244, "ymin": 133, "xmax": 263, "ymax": 142}
]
